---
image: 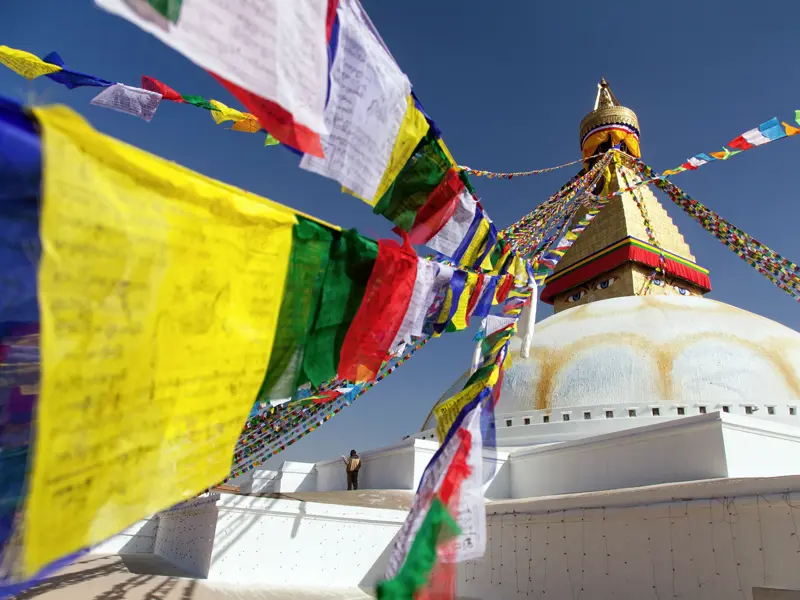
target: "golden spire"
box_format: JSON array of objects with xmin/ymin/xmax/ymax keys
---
[{"xmin": 579, "ymin": 79, "xmax": 640, "ymax": 151}]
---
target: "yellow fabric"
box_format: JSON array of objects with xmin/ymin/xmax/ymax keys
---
[
  {"xmin": 343, "ymin": 96, "xmax": 429, "ymax": 206},
  {"xmin": 25, "ymin": 105, "xmax": 296, "ymax": 576},
  {"xmin": 491, "ymin": 246, "xmax": 512, "ymax": 276},
  {"xmin": 459, "ymin": 218, "xmax": 490, "ymax": 268},
  {"xmin": 0, "ymin": 46, "xmax": 62, "ymax": 80},
  {"xmin": 434, "ymin": 367, "xmax": 500, "ymax": 442},
  {"xmin": 209, "ymin": 99, "xmax": 246, "ymax": 124},
  {"xmin": 450, "ymin": 272, "xmax": 478, "ymax": 331},
  {"xmin": 437, "ymin": 138, "xmax": 457, "ymax": 167},
  {"xmin": 581, "ymin": 128, "xmax": 640, "ymax": 159},
  {"xmin": 783, "ymin": 122, "xmax": 800, "ymax": 137}
]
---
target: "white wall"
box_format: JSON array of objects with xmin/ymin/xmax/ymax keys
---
[
  {"xmin": 510, "ymin": 413, "xmax": 731, "ymax": 499},
  {"xmin": 207, "ymin": 494, "xmax": 406, "ymax": 589},
  {"xmin": 458, "ymin": 489, "xmax": 800, "ymax": 600},
  {"xmin": 92, "ymin": 517, "xmax": 159, "ymax": 555},
  {"xmin": 723, "ymin": 418, "xmax": 800, "ymax": 478},
  {"xmin": 154, "ymin": 495, "xmax": 219, "ymax": 577}
]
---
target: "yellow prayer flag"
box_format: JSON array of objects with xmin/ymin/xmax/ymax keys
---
[
  {"xmin": 434, "ymin": 366, "xmax": 501, "ymax": 442},
  {"xmin": 451, "ymin": 272, "xmax": 479, "ymax": 331},
  {"xmin": 459, "ymin": 218, "xmax": 491, "ymax": 268},
  {"xmin": 209, "ymin": 99, "xmax": 246, "ymax": 124},
  {"xmin": 25, "ymin": 105, "xmax": 296, "ymax": 576},
  {"xmin": 437, "ymin": 138, "xmax": 458, "ymax": 168},
  {"xmin": 0, "ymin": 46, "xmax": 62, "ymax": 80}
]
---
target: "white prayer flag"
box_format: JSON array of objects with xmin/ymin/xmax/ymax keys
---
[
  {"xmin": 90, "ymin": 84, "xmax": 162, "ymax": 121},
  {"xmin": 390, "ymin": 259, "xmax": 438, "ymax": 351},
  {"xmin": 96, "ymin": 0, "xmax": 329, "ymax": 135},
  {"xmin": 426, "ymin": 188, "xmax": 477, "ymax": 257},
  {"xmin": 300, "ymin": 0, "xmax": 411, "ymax": 201}
]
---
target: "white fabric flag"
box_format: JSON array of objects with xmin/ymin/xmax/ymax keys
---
[
  {"xmin": 443, "ymin": 399, "xmax": 486, "ymax": 563},
  {"xmin": 485, "ymin": 315, "xmax": 515, "ymax": 336},
  {"xmin": 96, "ymin": 0, "xmax": 329, "ymax": 135},
  {"xmin": 90, "ymin": 84, "xmax": 162, "ymax": 121},
  {"xmin": 300, "ymin": 0, "xmax": 410, "ymax": 201},
  {"xmin": 426, "ymin": 188, "xmax": 477, "ymax": 257},
  {"xmin": 742, "ymin": 127, "xmax": 771, "ymax": 146},
  {"xmin": 391, "ymin": 259, "xmax": 438, "ymax": 351},
  {"xmin": 517, "ymin": 280, "xmax": 538, "ymax": 358}
]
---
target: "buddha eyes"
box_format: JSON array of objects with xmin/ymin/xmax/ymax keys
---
[
  {"xmin": 653, "ymin": 278, "xmax": 664, "ymax": 287},
  {"xmin": 677, "ymin": 287, "xmax": 690, "ymax": 296},
  {"xmin": 595, "ymin": 277, "xmax": 616, "ymax": 290},
  {"xmin": 567, "ymin": 290, "xmax": 586, "ymax": 303}
]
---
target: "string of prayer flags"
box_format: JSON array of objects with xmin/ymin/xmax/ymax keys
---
[
  {"xmin": 662, "ymin": 110, "xmax": 800, "ymax": 176},
  {"xmin": 406, "ymin": 169, "xmax": 465, "ymax": 245},
  {"xmin": 636, "ymin": 159, "xmax": 800, "ymax": 301},
  {"xmin": 390, "ymin": 260, "xmax": 439, "ymax": 352},
  {"xmin": 338, "ymin": 234, "xmax": 418, "ymax": 382},
  {"xmin": 301, "ymin": 0, "xmax": 412, "ymax": 202},
  {"xmin": 95, "ymin": 0, "xmax": 330, "ymax": 155},
  {"xmin": 41, "ymin": 52, "xmax": 113, "ymax": 89},
  {"xmin": 0, "ymin": 46, "xmax": 62, "ymax": 80},
  {"xmin": 141, "ymin": 75, "xmax": 183, "ymax": 102},
  {"xmin": 458, "ymin": 153, "xmax": 604, "ymax": 179},
  {"xmin": 90, "ymin": 83, "xmax": 162, "ymax": 122},
  {"xmin": 24, "ymin": 104, "xmax": 297, "ymax": 578},
  {"xmin": 426, "ymin": 187, "xmax": 478, "ymax": 258},
  {"xmin": 181, "ymin": 94, "xmax": 215, "ymax": 111}
]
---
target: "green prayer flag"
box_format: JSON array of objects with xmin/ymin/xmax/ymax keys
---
[
  {"xmin": 373, "ymin": 132, "xmax": 451, "ymax": 232},
  {"xmin": 301, "ymin": 229, "xmax": 377, "ymax": 387},
  {"xmin": 182, "ymin": 95, "xmax": 215, "ymax": 110},
  {"xmin": 147, "ymin": 0, "xmax": 183, "ymax": 23},
  {"xmin": 377, "ymin": 498, "xmax": 460, "ymax": 599},
  {"xmin": 264, "ymin": 133, "xmax": 279, "ymax": 147},
  {"xmin": 257, "ymin": 218, "xmax": 333, "ymax": 402},
  {"xmin": 796, "ymin": 110, "xmax": 800, "ymax": 127}
]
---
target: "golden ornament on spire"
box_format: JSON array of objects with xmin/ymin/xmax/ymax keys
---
[{"xmin": 579, "ymin": 79, "xmax": 641, "ymax": 158}]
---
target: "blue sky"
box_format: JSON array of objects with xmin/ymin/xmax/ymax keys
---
[{"xmin": 2, "ymin": 0, "xmax": 799, "ymax": 464}]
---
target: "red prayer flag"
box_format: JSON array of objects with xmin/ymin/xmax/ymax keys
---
[
  {"xmin": 338, "ymin": 234, "xmax": 418, "ymax": 382},
  {"xmin": 407, "ymin": 169, "xmax": 465, "ymax": 245},
  {"xmin": 326, "ymin": 0, "xmax": 339, "ymax": 42},
  {"xmin": 140, "ymin": 76, "xmax": 184, "ymax": 102},
  {"xmin": 495, "ymin": 274, "xmax": 514, "ymax": 303},
  {"xmin": 210, "ymin": 72, "xmax": 325, "ymax": 158},
  {"xmin": 727, "ymin": 135, "xmax": 753, "ymax": 152}
]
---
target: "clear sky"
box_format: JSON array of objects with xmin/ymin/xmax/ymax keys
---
[{"xmin": 2, "ymin": 0, "xmax": 799, "ymax": 464}]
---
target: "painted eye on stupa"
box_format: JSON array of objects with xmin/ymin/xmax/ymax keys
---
[
  {"xmin": 653, "ymin": 278, "xmax": 664, "ymax": 286},
  {"xmin": 595, "ymin": 277, "xmax": 617, "ymax": 290},
  {"xmin": 677, "ymin": 287, "xmax": 690, "ymax": 296},
  {"xmin": 567, "ymin": 290, "xmax": 587, "ymax": 303}
]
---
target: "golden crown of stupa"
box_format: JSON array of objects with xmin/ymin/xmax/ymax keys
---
[{"xmin": 578, "ymin": 78, "xmax": 640, "ymax": 145}]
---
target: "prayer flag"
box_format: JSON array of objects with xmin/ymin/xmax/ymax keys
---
[
  {"xmin": 257, "ymin": 218, "xmax": 333, "ymax": 403},
  {"xmin": 90, "ymin": 84, "xmax": 162, "ymax": 122},
  {"xmin": 783, "ymin": 122, "xmax": 800, "ymax": 137},
  {"xmin": 26, "ymin": 105, "xmax": 296, "ymax": 576},
  {"xmin": 141, "ymin": 76, "xmax": 183, "ymax": 102},
  {"xmin": 42, "ymin": 52, "xmax": 113, "ymax": 89},
  {"xmin": 301, "ymin": 0, "xmax": 411, "ymax": 202},
  {"xmin": 407, "ymin": 169, "xmax": 464, "ymax": 245},
  {"xmin": 426, "ymin": 188, "xmax": 477, "ymax": 258},
  {"xmin": 390, "ymin": 259, "xmax": 439, "ymax": 351},
  {"xmin": 0, "ymin": 46, "xmax": 61, "ymax": 80},
  {"xmin": 796, "ymin": 110, "xmax": 800, "ymax": 127},
  {"xmin": 232, "ymin": 115, "xmax": 262, "ymax": 133},
  {"xmin": 759, "ymin": 117, "xmax": 786, "ymax": 142},
  {"xmin": 373, "ymin": 133, "xmax": 451, "ymax": 231},
  {"xmin": 95, "ymin": 0, "xmax": 329, "ymax": 139},
  {"xmin": 302, "ymin": 230, "xmax": 377, "ymax": 386},
  {"xmin": 181, "ymin": 94, "xmax": 214, "ymax": 110},
  {"xmin": 211, "ymin": 73, "xmax": 324, "ymax": 157},
  {"xmin": 145, "ymin": 0, "xmax": 183, "ymax": 23},
  {"xmin": 208, "ymin": 99, "xmax": 246, "ymax": 124},
  {"xmin": 338, "ymin": 234, "xmax": 417, "ymax": 382}
]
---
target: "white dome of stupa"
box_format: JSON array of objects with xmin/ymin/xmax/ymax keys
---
[{"xmin": 498, "ymin": 295, "xmax": 800, "ymax": 413}]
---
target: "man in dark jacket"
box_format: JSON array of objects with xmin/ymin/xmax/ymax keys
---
[{"xmin": 343, "ymin": 449, "xmax": 361, "ymax": 490}]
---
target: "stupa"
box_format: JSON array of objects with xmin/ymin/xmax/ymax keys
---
[{"xmin": 47, "ymin": 82, "xmax": 800, "ymax": 600}]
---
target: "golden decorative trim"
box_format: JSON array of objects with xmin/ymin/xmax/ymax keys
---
[{"xmin": 580, "ymin": 106, "xmax": 640, "ymax": 143}]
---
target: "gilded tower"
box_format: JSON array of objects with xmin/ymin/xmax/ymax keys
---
[{"xmin": 541, "ymin": 80, "xmax": 712, "ymax": 314}]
